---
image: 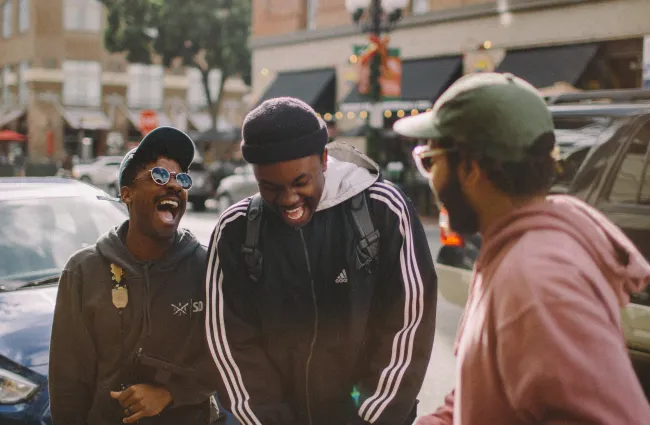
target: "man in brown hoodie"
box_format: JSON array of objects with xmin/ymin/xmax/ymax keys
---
[{"xmin": 393, "ymin": 72, "xmax": 650, "ymax": 424}]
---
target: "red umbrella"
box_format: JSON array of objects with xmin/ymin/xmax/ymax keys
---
[{"xmin": 0, "ymin": 129, "xmax": 26, "ymax": 142}]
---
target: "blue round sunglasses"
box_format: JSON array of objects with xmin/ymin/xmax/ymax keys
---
[{"xmin": 134, "ymin": 167, "xmax": 193, "ymax": 190}]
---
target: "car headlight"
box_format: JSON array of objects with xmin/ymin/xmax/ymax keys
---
[{"xmin": 0, "ymin": 368, "xmax": 39, "ymax": 404}]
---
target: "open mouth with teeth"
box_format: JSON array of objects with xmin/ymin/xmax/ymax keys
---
[
  {"xmin": 283, "ymin": 205, "xmax": 306, "ymax": 222},
  {"xmin": 156, "ymin": 198, "xmax": 181, "ymax": 224}
]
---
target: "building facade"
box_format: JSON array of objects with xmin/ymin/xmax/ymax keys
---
[
  {"xmin": 250, "ymin": 0, "xmax": 650, "ymax": 153},
  {"xmin": 0, "ymin": 0, "xmax": 250, "ymax": 163}
]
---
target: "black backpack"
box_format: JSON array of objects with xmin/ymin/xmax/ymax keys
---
[{"xmin": 241, "ymin": 192, "xmax": 380, "ymax": 283}]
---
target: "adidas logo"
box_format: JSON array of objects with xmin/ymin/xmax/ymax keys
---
[{"xmin": 335, "ymin": 269, "xmax": 348, "ymax": 284}]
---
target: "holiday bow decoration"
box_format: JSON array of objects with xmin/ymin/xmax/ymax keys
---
[{"xmin": 358, "ymin": 34, "xmax": 392, "ymax": 77}]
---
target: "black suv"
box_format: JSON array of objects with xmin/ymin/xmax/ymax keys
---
[{"xmin": 434, "ymin": 88, "xmax": 650, "ymax": 398}]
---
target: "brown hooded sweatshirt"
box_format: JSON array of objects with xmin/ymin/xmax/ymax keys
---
[{"xmin": 418, "ymin": 195, "xmax": 650, "ymax": 425}]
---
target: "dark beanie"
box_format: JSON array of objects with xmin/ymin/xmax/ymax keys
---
[{"xmin": 241, "ymin": 97, "xmax": 329, "ymax": 164}]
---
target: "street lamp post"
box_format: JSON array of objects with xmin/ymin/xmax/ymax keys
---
[{"xmin": 345, "ymin": 0, "xmax": 407, "ymax": 163}]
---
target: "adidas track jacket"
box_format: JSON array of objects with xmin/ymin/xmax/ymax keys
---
[{"xmin": 206, "ymin": 175, "xmax": 437, "ymax": 425}]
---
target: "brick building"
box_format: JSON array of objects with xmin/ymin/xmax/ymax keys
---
[
  {"xmin": 250, "ymin": 0, "xmax": 650, "ymax": 154},
  {"xmin": 0, "ymin": 0, "xmax": 250, "ymax": 163}
]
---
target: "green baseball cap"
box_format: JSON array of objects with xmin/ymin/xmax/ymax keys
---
[
  {"xmin": 118, "ymin": 126, "xmax": 195, "ymax": 187},
  {"xmin": 393, "ymin": 72, "xmax": 554, "ymax": 161}
]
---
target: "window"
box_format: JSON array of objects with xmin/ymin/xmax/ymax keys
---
[
  {"xmin": 3, "ymin": 0, "xmax": 13, "ymax": 38},
  {"xmin": 62, "ymin": 61, "xmax": 102, "ymax": 107},
  {"xmin": 2, "ymin": 66, "xmax": 12, "ymax": 104},
  {"xmin": 608, "ymin": 122, "xmax": 650, "ymax": 205},
  {"xmin": 306, "ymin": 0, "xmax": 318, "ymax": 30},
  {"xmin": 18, "ymin": 61, "xmax": 28, "ymax": 106},
  {"xmin": 64, "ymin": 0, "xmax": 102, "ymax": 32},
  {"xmin": 187, "ymin": 68, "xmax": 222, "ymax": 111},
  {"xmin": 127, "ymin": 64, "xmax": 163, "ymax": 109},
  {"xmin": 412, "ymin": 0, "xmax": 430, "ymax": 15},
  {"xmin": 18, "ymin": 0, "xmax": 27, "ymax": 32}
]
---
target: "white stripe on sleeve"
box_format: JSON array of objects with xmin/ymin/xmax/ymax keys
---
[
  {"xmin": 358, "ymin": 183, "xmax": 425, "ymax": 423},
  {"xmin": 205, "ymin": 199, "xmax": 263, "ymax": 425}
]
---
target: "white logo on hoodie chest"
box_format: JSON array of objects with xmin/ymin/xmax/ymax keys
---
[{"xmin": 171, "ymin": 300, "xmax": 204, "ymax": 316}]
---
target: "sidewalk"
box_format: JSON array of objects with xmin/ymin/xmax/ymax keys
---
[{"xmin": 419, "ymin": 214, "xmax": 438, "ymax": 227}]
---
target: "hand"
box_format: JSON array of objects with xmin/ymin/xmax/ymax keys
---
[{"xmin": 110, "ymin": 384, "xmax": 173, "ymax": 423}]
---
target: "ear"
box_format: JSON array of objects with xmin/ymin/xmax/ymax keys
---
[
  {"xmin": 120, "ymin": 186, "xmax": 133, "ymax": 207},
  {"xmin": 321, "ymin": 148, "xmax": 328, "ymax": 173},
  {"xmin": 457, "ymin": 157, "xmax": 482, "ymax": 189}
]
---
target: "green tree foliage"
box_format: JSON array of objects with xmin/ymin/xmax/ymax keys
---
[{"xmin": 99, "ymin": 0, "xmax": 251, "ymax": 129}]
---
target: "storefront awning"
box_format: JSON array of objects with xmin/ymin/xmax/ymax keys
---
[
  {"xmin": 340, "ymin": 56, "xmax": 462, "ymax": 113},
  {"xmin": 495, "ymin": 43, "xmax": 600, "ymax": 88},
  {"xmin": 257, "ymin": 68, "xmax": 336, "ymax": 114},
  {"xmin": 62, "ymin": 108, "xmax": 111, "ymax": 130},
  {"xmin": 0, "ymin": 129, "xmax": 26, "ymax": 142},
  {"xmin": 188, "ymin": 112, "xmax": 237, "ymax": 133},
  {"xmin": 0, "ymin": 108, "xmax": 25, "ymax": 128},
  {"xmin": 127, "ymin": 110, "xmax": 172, "ymax": 131}
]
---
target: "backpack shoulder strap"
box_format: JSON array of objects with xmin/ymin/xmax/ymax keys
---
[
  {"xmin": 349, "ymin": 191, "xmax": 380, "ymax": 273},
  {"xmin": 241, "ymin": 194, "xmax": 264, "ymax": 282}
]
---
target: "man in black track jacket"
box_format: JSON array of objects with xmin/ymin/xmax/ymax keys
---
[{"xmin": 205, "ymin": 98, "xmax": 438, "ymax": 425}]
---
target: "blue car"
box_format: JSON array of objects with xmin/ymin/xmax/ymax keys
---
[
  {"xmin": 0, "ymin": 177, "xmax": 127, "ymax": 424},
  {"xmin": 0, "ymin": 178, "xmax": 236, "ymax": 424}
]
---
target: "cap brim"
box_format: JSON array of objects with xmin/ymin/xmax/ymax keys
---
[{"xmin": 393, "ymin": 110, "xmax": 440, "ymax": 140}]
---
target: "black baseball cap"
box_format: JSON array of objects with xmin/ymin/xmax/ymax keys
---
[{"xmin": 118, "ymin": 126, "xmax": 196, "ymax": 187}]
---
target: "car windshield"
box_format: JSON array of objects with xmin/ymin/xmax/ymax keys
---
[{"xmin": 0, "ymin": 195, "xmax": 127, "ymax": 284}]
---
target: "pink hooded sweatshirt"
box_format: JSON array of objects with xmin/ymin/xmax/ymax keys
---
[{"xmin": 419, "ymin": 195, "xmax": 650, "ymax": 425}]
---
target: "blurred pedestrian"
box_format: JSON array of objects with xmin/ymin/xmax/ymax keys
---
[
  {"xmin": 49, "ymin": 127, "xmax": 222, "ymax": 425},
  {"xmin": 205, "ymin": 97, "xmax": 437, "ymax": 425},
  {"xmin": 394, "ymin": 72, "xmax": 650, "ymax": 425},
  {"xmin": 58, "ymin": 154, "xmax": 74, "ymax": 178},
  {"xmin": 326, "ymin": 118, "xmax": 338, "ymax": 143},
  {"xmin": 13, "ymin": 149, "xmax": 25, "ymax": 176}
]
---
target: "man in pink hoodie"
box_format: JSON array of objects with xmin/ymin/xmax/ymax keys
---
[{"xmin": 393, "ymin": 72, "xmax": 650, "ymax": 424}]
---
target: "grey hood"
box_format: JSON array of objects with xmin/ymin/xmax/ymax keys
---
[
  {"xmin": 95, "ymin": 221, "xmax": 202, "ymax": 276},
  {"xmin": 317, "ymin": 141, "xmax": 380, "ymax": 212}
]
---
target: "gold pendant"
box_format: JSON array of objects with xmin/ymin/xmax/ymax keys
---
[{"xmin": 112, "ymin": 286, "xmax": 128, "ymax": 309}]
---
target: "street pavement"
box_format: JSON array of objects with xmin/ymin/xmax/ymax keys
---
[{"xmin": 181, "ymin": 204, "xmax": 463, "ymax": 417}]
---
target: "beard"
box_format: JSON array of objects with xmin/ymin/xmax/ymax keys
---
[{"xmin": 435, "ymin": 170, "xmax": 480, "ymax": 235}]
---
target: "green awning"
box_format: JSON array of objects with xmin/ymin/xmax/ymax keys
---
[
  {"xmin": 257, "ymin": 68, "xmax": 336, "ymax": 114},
  {"xmin": 496, "ymin": 43, "xmax": 600, "ymax": 88},
  {"xmin": 340, "ymin": 55, "xmax": 462, "ymax": 113}
]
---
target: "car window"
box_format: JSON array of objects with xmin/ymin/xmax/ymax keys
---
[
  {"xmin": 105, "ymin": 162, "xmax": 121, "ymax": 167},
  {"xmin": 608, "ymin": 121, "xmax": 650, "ymax": 205},
  {"xmin": 0, "ymin": 196, "xmax": 127, "ymax": 282},
  {"xmin": 550, "ymin": 116, "xmax": 613, "ymax": 196}
]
